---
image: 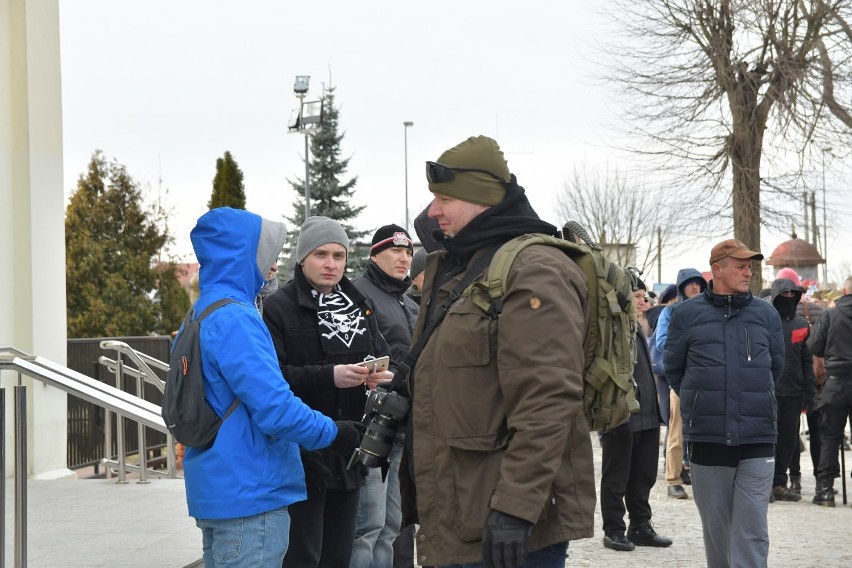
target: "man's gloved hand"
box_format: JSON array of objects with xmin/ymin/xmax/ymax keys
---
[
  {"xmin": 328, "ymin": 420, "xmax": 366, "ymax": 457},
  {"xmin": 482, "ymin": 509, "xmax": 533, "ymax": 568}
]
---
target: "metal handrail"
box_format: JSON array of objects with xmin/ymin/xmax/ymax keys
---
[
  {"xmin": 1, "ymin": 357, "xmax": 166, "ymax": 430},
  {"xmin": 96, "ymin": 341, "xmax": 177, "ymax": 481}
]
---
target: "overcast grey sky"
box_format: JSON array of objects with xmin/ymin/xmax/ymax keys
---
[{"xmin": 57, "ymin": 0, "xmax": 852, "ymax": 285}]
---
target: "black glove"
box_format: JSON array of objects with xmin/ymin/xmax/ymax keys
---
[
  {"xmin": 482, "ymin": 509, "xmax": 533, "ymax": 568},
  {"xmin": 300, "ymin": 449, "xmax": 333, "ymax": 491},
  {"xmin": 328, "ymin": 420, "xmax": 366, "ymax": 457}
]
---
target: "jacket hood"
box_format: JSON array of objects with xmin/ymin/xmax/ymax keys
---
[
  {"xmin": 770, "ymin": 278, "xmax": 803, "ymax": 302},
  {"xmin": 838, "ymin": 294, "xmax": 852, "ymax": 318},
  {"xmin": 676, "ymin": 268, "xmax": 706, "ymax": 299},
  {"xmin": 191, "ymin": 207, "xmax": 287, "ymax": 301}
]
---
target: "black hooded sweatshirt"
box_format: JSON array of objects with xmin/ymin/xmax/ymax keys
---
[
  {"xmin": 808, "ymin": 293, "xmax": 852, "ymax": 379},
  {"xmin": 771, "ymin": 278, "xmax": 816, "ymax": 406}
]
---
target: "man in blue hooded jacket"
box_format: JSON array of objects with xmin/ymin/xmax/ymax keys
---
[
  {"xmin": 655, "ymin": 268, "xmax": 707, "ymax": 499},
  {"xmin": 184, "ymin": 207, "xmax": 363, "ymax": 567},
  {"xmin": 665, "ymin": 239, "xmax": 784, "ymax": 568}
]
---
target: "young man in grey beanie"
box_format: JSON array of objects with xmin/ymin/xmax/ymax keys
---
[
  {"xmin": 399, "ymin": 135, "xmax": 595, "ymax": 567},
  {"xmin": 351, "ymin": 223, "xmax": 420, "ymax": 568},
  {"xmin": 262, "ymin": 216, "xmax": 394, "ymax": 568}
]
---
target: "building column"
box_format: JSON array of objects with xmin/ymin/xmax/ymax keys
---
[{"xmin": 1, "ymin": 0, "xmax": 71, "ymax": 479}]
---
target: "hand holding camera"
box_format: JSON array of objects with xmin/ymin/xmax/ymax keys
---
[{"xmin": 328, "ymin": 420, "xmax": 366, "ymax": 457}]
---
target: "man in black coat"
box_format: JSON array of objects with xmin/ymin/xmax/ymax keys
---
[
  {"xmin": 351, "ymin": 224, "xmax": 420, "ymax": 568},
  {"xmin": 599, "ymin": 278, "xmax": 673, "ymax": 552},
  {"xmin": 769, "ymin": 278, "xmax": 816, "ymax": 502},
  {"xmin": 808, "ymin": 276, "xmax": 852, "ymax": 507}
]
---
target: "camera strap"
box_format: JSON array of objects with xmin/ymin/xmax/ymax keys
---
[{"xmin": 389, "ymin": 244, "xmax": 501, "ymax": 395}]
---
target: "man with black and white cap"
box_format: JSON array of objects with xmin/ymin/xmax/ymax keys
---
[
  {"xmin": 351, "ymin": 224, "xmax": 420, "ymax": 568},
  {"xmin": 399, "ymin": 135, "xmax": 595, "ymax": 567},
  {"xmin": 263, "ymin": 216, "xmax": 393, "ymax": 568},
  {"xmin": 665, "ymin": 239, "xmax": 784, "ymax": 568}
]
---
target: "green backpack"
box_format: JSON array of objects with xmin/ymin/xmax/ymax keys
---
[{"xmin": 466, "ymin": 222, "xmax": 640, "ymax": 432}]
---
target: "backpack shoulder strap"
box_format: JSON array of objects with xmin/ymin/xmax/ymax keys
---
[
  {"xmin": 470, "ymin": 233, "xmax": 583, "ymax": 314},
  {"xmin": 195, "ymin": 298, "xmax": 238, "ymax": 322}
]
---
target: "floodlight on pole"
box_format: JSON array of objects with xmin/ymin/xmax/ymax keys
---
[
  {"xmin": 288, "ymin": 75, "xmax": 322, "ymax": 220},
  {"xmin": 403, "ymin": 122, "xmax": 413, "ymax": 232}
]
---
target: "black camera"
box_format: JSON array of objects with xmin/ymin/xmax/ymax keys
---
[{"xmin": 349, "ymin": 386, "xmax": 411, "ymax": 468}]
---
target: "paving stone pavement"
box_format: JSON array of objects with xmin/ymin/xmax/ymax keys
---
[{"xmin": 566, "ymin": 428, "xmax": 852, "ymax": 567}]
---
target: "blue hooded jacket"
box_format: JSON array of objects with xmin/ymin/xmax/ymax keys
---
[
  {"xmin": 654, "ymin": 268, "xmax": 707, "ymax": 376},
  {"xmin": 182, "ymin": 207, "xmax": 337, "ymax": 519}
]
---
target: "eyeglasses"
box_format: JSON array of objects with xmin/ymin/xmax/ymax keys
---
[{"xmin": 425, "ymin": 161, "xmax": 508, "ymax": 187}]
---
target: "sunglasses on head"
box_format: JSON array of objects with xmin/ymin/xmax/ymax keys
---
[{"xmin": 425, "ymin": 161, "xmax": 508, "ymax": 187}]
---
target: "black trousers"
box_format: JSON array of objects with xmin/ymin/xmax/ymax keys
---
[
  {"xmin": 599, "ymin": 424, "xmax": 660, "ymax": 536},
  {"xmin": 817, "ymin": 378, "xmax": 852, "ymax": 484},
  {"xmin": 790, "ymin": 408, "xmax": 821, "ymax": 477},
  {"xmin": 283, "ymin": 485, "xmax": 360, "ymax": 568},
  {"xmin": 392, "ymin": 524, "xmax": 415, "ymax": 568},
  {"xmin": 774, "ymin": 395, "xmax": 804, "ymax": 486}
]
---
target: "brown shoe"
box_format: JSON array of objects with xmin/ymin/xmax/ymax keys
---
[
  {"xmin": 667, "ymin": 484, "xmax": 688, "ymax": 499},
  {"xmin": 773, "ymin": 485, "xmax": 802, "ymax": 502}
]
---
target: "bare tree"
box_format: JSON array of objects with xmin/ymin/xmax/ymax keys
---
[
  {"xmin": 606, "ymin": 0, "xmax": 852, "ymax": 288},
  {"xmin": 555, "ymin": 164, "xmax": 682, "ymax": 279}
]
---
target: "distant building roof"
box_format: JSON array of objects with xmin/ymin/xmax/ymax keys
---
[{"xmin": 765, "ymin": 237, "xmax": 824, "ymax": 267}]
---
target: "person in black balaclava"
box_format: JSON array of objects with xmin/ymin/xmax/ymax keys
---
[{"xmin": 769, "ymin": 278, "xmax": 816, "ymax": 502}]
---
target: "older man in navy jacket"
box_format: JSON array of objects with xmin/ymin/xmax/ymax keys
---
[{"xmin": 665, "ymin": 239, "xmax": 784, "ymax": 568}]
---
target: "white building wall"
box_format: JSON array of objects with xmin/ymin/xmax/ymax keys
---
[{"xmin": 1, "ymin": 0, "xmax": 71, "ymax": 478}]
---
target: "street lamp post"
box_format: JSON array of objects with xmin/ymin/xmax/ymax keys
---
[
  {"xmin": 288, "ymin": 75, "xmax": 323, "ymax": 220},
  {"xmin": 403, "ymin": 121, "xmax": 413, "ymax": 233},
  {"xmin": 822, "ymin": 147, "xmax": 831, "ymax": 286}
]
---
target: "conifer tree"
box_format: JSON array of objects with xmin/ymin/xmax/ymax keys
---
[
  {"xmin": 208, "ymin": 151, "xmax": 246, "ymax": 210},
  {"xmin": 286, "ymin": 84, "xmax": 368, "ymax": 275},
  {"xmin": 65, "ymin": 151, "xmax": 185, "ymax": 337}
]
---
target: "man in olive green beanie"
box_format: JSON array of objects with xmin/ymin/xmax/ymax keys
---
[
  {"xmin": 425, "ymin": 135, "xmax": 509, "ymax": 207},
  {"xmin": 400, "ymin": 135, "xmax": 596, "ymax": 567}
]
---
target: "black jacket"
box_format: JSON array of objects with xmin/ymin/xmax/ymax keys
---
[
  {"xmin": 665, "ymin": 282, "xmax": 785, "ymax": 445},
  {"xmin": 352, "ymin": 261, "xmax": 420, "ymax": 366},
  {"xmin": 631, "ymin": 327, "xmax": 661, "ymax": 432},
  {"xmin": 808, "ymin": 294, "xmax": 852, "ymax": 381},
  {"xmin": 771, "ymin": 279, "xmax": 817, "ymax": 406},
  {"xmin": 262, "ymin": 265, "xmax": 391, "ymax": 490}
]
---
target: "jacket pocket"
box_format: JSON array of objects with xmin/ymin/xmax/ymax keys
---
[
  {"xmin": 445, "ymin": 430, "xmax": 511, "ymax": 542},
  {"xmin": 439, "ymin": 297, "xmax": 491, "ymax": 368}
]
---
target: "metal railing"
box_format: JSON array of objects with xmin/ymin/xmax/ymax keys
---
[
  {"xmin": 98, "ymin": 340, "xmax": 177, "ymax": 481},
  {"xmin": 0, "ymin": 345, "xmax": 176, "ymax": 566}
]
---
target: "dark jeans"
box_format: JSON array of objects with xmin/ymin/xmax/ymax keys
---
[
  {"xmin": 438, "ymin": 541, "xmax": 569, "ymax": 568},
  {"xmin": 599, "ymin": 424, "xmax": 660, "ymax": 536},
  {"xmin": 282, "ymin": 485, "xmax": 360, "ymax": 568},
  {"xmin": 774, "ymin": 395, "xmax": 804, "ymax": 487},
  {"xmin": 817, "ymin": 377, "xmax": 852, "ymax": 484}
]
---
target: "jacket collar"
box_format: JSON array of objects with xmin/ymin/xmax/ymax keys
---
[
  {"xmin": 365, "ymin": 261, "xmax": 412, "ymax": 298},
  {"xmin": 704, "ymin": 280, "xmax": 753, "ymax": 312}
]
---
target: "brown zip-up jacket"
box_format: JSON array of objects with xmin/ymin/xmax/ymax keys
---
[{"xmin": 403, "ymin": 243, "xmax": 596, "ymax": 566}]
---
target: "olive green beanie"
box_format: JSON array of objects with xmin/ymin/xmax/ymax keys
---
[{"xmin": 428, "ymin": 135, "xmax": 509, "ymax": 206}]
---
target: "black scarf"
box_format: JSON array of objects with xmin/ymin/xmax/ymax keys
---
[
  {"xmin": 433, "ymin": 175, "xmax": 557, "ymax": 263},
  {"xmin": 309, "ymin": 285, "xmax": 372, "ymax": 358},
  {"xmin": 365, "ymin": 261, "xmax": 412, "ymax": 299}
]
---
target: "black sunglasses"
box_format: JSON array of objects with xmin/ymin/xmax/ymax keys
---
[{"xmin": 425, "ymin": 161, "xmax": 508, "ymax": 186}]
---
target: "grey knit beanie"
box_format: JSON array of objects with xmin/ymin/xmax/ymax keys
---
[
  {"xmin": 296, "ymin": 216, "xmax": 350, "ymax": 263},
  {"xmin": 409, "ymin": 248, "xmax": 427, "ymax": 279}
]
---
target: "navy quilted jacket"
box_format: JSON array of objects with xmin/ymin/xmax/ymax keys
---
[{"xmin": 664, "ymin": 282, "xmax": 785, "ymax": 446}]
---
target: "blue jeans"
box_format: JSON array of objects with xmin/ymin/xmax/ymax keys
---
[
  {"xmin": 196, "ymin": 506, "xmax": 290, "ymax": 567},
  {"xmin": 438, "ymin": 541, "xmax": 569, "ymax": 568},
  {"xmin": 351, "ymin": 442, "xmax": 403, "ymax": 568}
]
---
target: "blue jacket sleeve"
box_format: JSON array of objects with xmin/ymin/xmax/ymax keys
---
[
  {"xmin": 655, "ymin": 306, "xmax": 672, "ymax": 353},
  {"xmin": 663, "ymin": 306, "xmax": 686, "ymax": 395},
  {"xmin": 203, "ymin": 305, "xmax": 337, "ymax": 451}
]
